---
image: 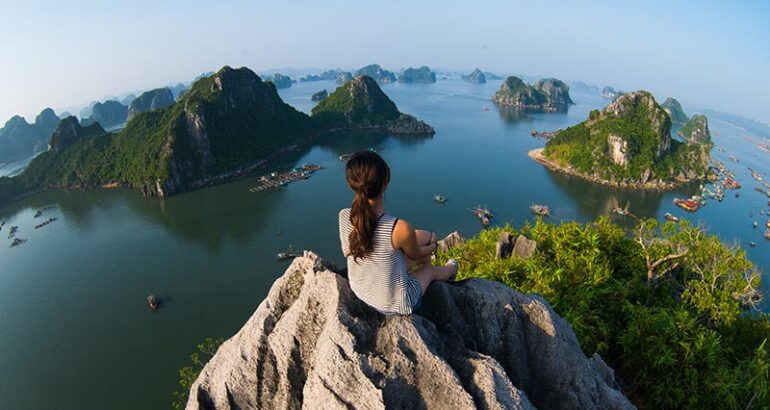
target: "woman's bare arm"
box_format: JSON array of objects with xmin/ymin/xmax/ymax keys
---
[{"xmin": 393, "ymin": 219, "xmax": 436, "ymax": 260}]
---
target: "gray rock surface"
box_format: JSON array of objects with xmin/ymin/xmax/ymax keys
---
[
  {"xmin": 496, "ymin": 232, "xmax": 514, "ymax": 259},
  {"xmin": 186, "ymin": 252, "xmax": 634, "ymax": 410},
  {"xmin": 512, "ymin": 235, "xmax": 537, "ymax": 259},
  {"xmin": 437, "ymin": 231, "xmax": 464, "ymax": 253}
]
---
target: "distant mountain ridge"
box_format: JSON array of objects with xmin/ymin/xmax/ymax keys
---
[{"xmin": 0, "ymin": 108, "xmax": 59, "ymax": 164}]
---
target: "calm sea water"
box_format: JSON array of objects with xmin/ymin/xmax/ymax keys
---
[{"xmin": 1, "ymin": 78, "xmax": 768, "ymax": 409}]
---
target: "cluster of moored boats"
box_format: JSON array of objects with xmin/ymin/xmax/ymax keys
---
[
  {"xmin": 249, "ymin": 163, "xmax": 325, "ymax": 193},
  {"xmin": 3, "ymin": 207, "xmax": 59, "ymax": 248}
]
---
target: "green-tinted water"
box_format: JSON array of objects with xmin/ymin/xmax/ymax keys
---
[{"xmin": 1, "ymin": 78, "xmax": 768, "ymax": 409}]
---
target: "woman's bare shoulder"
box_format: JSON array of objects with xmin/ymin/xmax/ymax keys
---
[{"xmin": 392, "ymin": 218, "xmax": 414, "ymax": 244}]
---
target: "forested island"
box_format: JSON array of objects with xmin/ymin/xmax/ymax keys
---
[
  {"xmin": 533, "ymin": 91, "xmax": 712, "ymax": 189},
  {"xmin": 0, "ymin": 68, "xmax": 433, "ymax": 207},
  {"xmin": 492, "ymin": 76, "xmax": 573, "ymax": 110}
]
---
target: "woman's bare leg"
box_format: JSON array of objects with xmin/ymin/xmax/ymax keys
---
[{"xmin": 410, "ymin": 262, "xmax": 458, "ymax": 294}]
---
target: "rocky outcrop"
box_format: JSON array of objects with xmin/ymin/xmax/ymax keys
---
[
  {"xmin": 492, "ymin": 76, "xmax": 573, "ymax": 111},
  {"xmin": 601, "ymin": 86, "xmax": 623, "ymax": 99},
  {"xmin": 354, "ymin": 64, "xmax": 397, "ymax": 84},
  {"xmin": 336, "ymin": 71, "xmax": 353, "ymax": 85},
  {"xmin": 311, "ymin": 75, "xmax": 434, "ymax": 135},
  {"xmin": 311, "ymin": 90, "xmax": 328, "ymax": 101},
  {"xmin": 536, "ymin": 79, "xmax": 574, "ymax": 106},
  {"xmin": 301, "ymin": 70, "xmax": 350, "ymax": 83},
  {"xmin": 385, "ymin": 114, "xmax": 435, "ymax": 135},
  {"xmin": 186, "ymin": 252, "xmax": 633, "ymax": 410},
  {"xmin": 128, "ymin": 88, "xmax": 174, "ymax": 120},
  {"xmin": 267, "ymin": 73, "xmax": 294, "ymax": 89},
  {"xmin": 462, "ymin": 68, "xmax": 487, "ymax": 84},
  {"xmin": 538, "ymin": 91, "xmax": 711, "ymax": 190},
  {"xmin": 48, "ymin": 116, "xmax": 106, "ymax": 153},
  {"xmin": 82, "ymin": 100, "xmax": 128, "ymax": 128},
  {"xmin": 661, "ymin": 98, "xmax": 688, "ymax": 124},
  {"xmin": 0, "ymin": 108, "xmax": 59, "ymax": 163},
  {"xmin": 677, "ymin": 114, "xmax": 711, "ymax": 146},
  {"xmin": 397, "ymin": 66, "xmax": 436, "ymax": 83}
]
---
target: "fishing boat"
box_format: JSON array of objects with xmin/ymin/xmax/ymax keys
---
[
  {"xmin": 673, "ymin": 198, "xmax": 700, "ymax": 212},
  {"xmin": 276, "ymin": 245, "xmax": 302, "ymax": 261},
  {"xmin": 723, "ymin": 177, "xmax": 742, "ymax": 190},
  {"xmin": 529, "ymin": 203, "xmax": 550, "ymax": 217},
  {"xmin": 148, "ymin": 294, "xmax": 159, "ymax": 312},
  {"xmin": 34, "ymin": 217, "xmax": 58, "ymax": 229},
  {"xmin": 611, "ymin": 199, "xmax": 631, "ymax": 217},
  {"xmin": 470, "ymin": 205, "xmax": 494, "ymax": 225},
  {"xmin": 664, "ymin": 212, "xmax": 679, "ymax": 222},
  {"xmin": 433, "ymin": 194, "xmax": 447, "ymax": 204},
  {"xmin": 10, "ymin": 238, "xmax": 26, "ymax": 248}
]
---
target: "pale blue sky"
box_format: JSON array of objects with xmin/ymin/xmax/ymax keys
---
[{"xmin": 1, "ymin": 0, "xmax": 768, "ymax": 124}]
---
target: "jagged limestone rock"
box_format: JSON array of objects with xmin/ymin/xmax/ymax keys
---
[
  {"xmin": 186, "ymin": 252, "xmax": 634, "ymax": 410},
  {"xmin": 496, "ymin": 231, "xmax": 514, "ymax": 259},
  {"xmin": 512, "ymin": 235, "xmax": 537, "ymax": 259},
  {"xmin": 437, "ymin": 231, "xmax": 464, "ymax": 253}
]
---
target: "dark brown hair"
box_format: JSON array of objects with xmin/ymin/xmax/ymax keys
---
[{"xmin": 345, "ymin": 151, "xmax": 391, "ymax": 260}]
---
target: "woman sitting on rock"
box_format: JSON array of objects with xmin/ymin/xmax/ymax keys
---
[{"xmin": 339, "ymin": 151, "xmax": 458, "ymax": 315}]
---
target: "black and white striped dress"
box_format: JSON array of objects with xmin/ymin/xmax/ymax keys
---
[{"xmin": 338, "ymin": 208, "xmax": 423, "ymax": 315}]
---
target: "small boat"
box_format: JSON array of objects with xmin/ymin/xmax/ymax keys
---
[
  {"xmin": 339, "ymin": 153, "xmax": 353, "ymax": 162},
  {"xmin": 611, "ymin": 199, "xmax": 631, "ymax": 217},
  {"xmin": 750, "ymin": 241, "xmax": 757, "ymax": 247},
  {"xmin": 664, "ymin": 212, "xmax": 679, "ymax": 223},
  {"xmin": 433, "ymin": 194, "xmax": 447, "ymax": 204},
  {"xmin": 277, "ymin": 245, "xmax": 302, "ymax": 261},
  {"xmin": 10, "ymin": 238, "xmax": 26, "ymax": 248},
  {"xmin": 728, "ymin": 155, "xmax": 739, "ymax": 162},
  {"xmin": 148, "ymin": 294, "xmax": 159, "ymax": 312},
  {"xmin": 735, "ymin": 192, "xmax": 740, "ymax": 198},
  {"xmin": 482, "ymin": 106, "xmax": 490, "ymax": 111},
  {"xmin": 34, "ymin": 217, "xmax": 58, "ymax": 229},
  {"xmin": 34, "ymin": 210, "xmax": 43, "ymax": 218},
  {"xmin": 754, "ymin": 221, "xmax": 759, "ymax": 228},
  {"xmin": 723, "ymin": 177, "xmax": 742, "ymax": 190},
  {"xmin": 470, "ymin": 205, "xmax": 494, "ymax": 225},
  {"xmin": 8, "ymin": 225, "xmax": 18, "ymax": 239},
  {"xmin": 765, "ymin": 229, "xmax": 770, "ymax": 241},
  {"xmin": 767, "ymin": 220, "xmax": 770, "ymax": 229},
  {"xmin": 673, "ymin": 198, "xmax": 700, "ymax": 212},
  {"xmin": 529, "ymin": 203, "xmax": 550, "ymax": 217}
]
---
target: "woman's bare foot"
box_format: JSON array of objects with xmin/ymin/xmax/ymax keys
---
[{"xmin": 445, "ymin": 258, "xmax": 459, "ymax": 281}]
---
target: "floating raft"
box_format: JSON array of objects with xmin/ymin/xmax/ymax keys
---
[
  {"xmin": 249, "ymin": 164, "xmax": 324, "ymax": 193},
  {"xmin": 35, "ymin": 217, "xmax": 57, "ymax": 229}
]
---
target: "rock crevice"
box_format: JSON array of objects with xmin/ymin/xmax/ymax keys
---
[{"xmin": 186, "ymin": 252, "xmax": 634, "ymax": 410}]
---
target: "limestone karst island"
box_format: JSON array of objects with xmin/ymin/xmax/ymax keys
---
[{"xmin": 1, "ymin": 2, "xmax": 769, "ymax": 410}]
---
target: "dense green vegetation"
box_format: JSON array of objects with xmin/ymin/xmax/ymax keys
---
[
  {"xmin": 311, "ymin": 75, "xmax": 400, "ymax": 129},
  {"xmin": 678, "ymin": 114, "xmax": 712, "ymax": 146},
  {"xmin": 397, "ymin": 66, "xmax": 436, "ymax": 83},
  {"xmin": 544, "ymin": 92, "xmax": 709, "ymax": 183},
  {"xmin": 0, "ymin": 66, "xmax": 314, "ymax": 206},
  {"xmin": 661, "ymin": 97, "xmax": 689, "ymax": 124},
  {"xmin": 435, "ymin": 219, "xmax": 769, "ymax": 409}
]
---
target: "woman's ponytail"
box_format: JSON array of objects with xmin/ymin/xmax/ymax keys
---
[{"xmin": 345, "ymin": 151, "xmax": 390, "ymax": 260}]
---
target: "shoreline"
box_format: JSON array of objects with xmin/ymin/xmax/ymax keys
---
[{"xmin": 527, "ymin": 148, "xmax": 689, "ymax": 191}]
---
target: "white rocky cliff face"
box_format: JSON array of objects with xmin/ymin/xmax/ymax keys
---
[{"xmin": 186, "ymin": 253, "xmax": 635, "ymax": 410}]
